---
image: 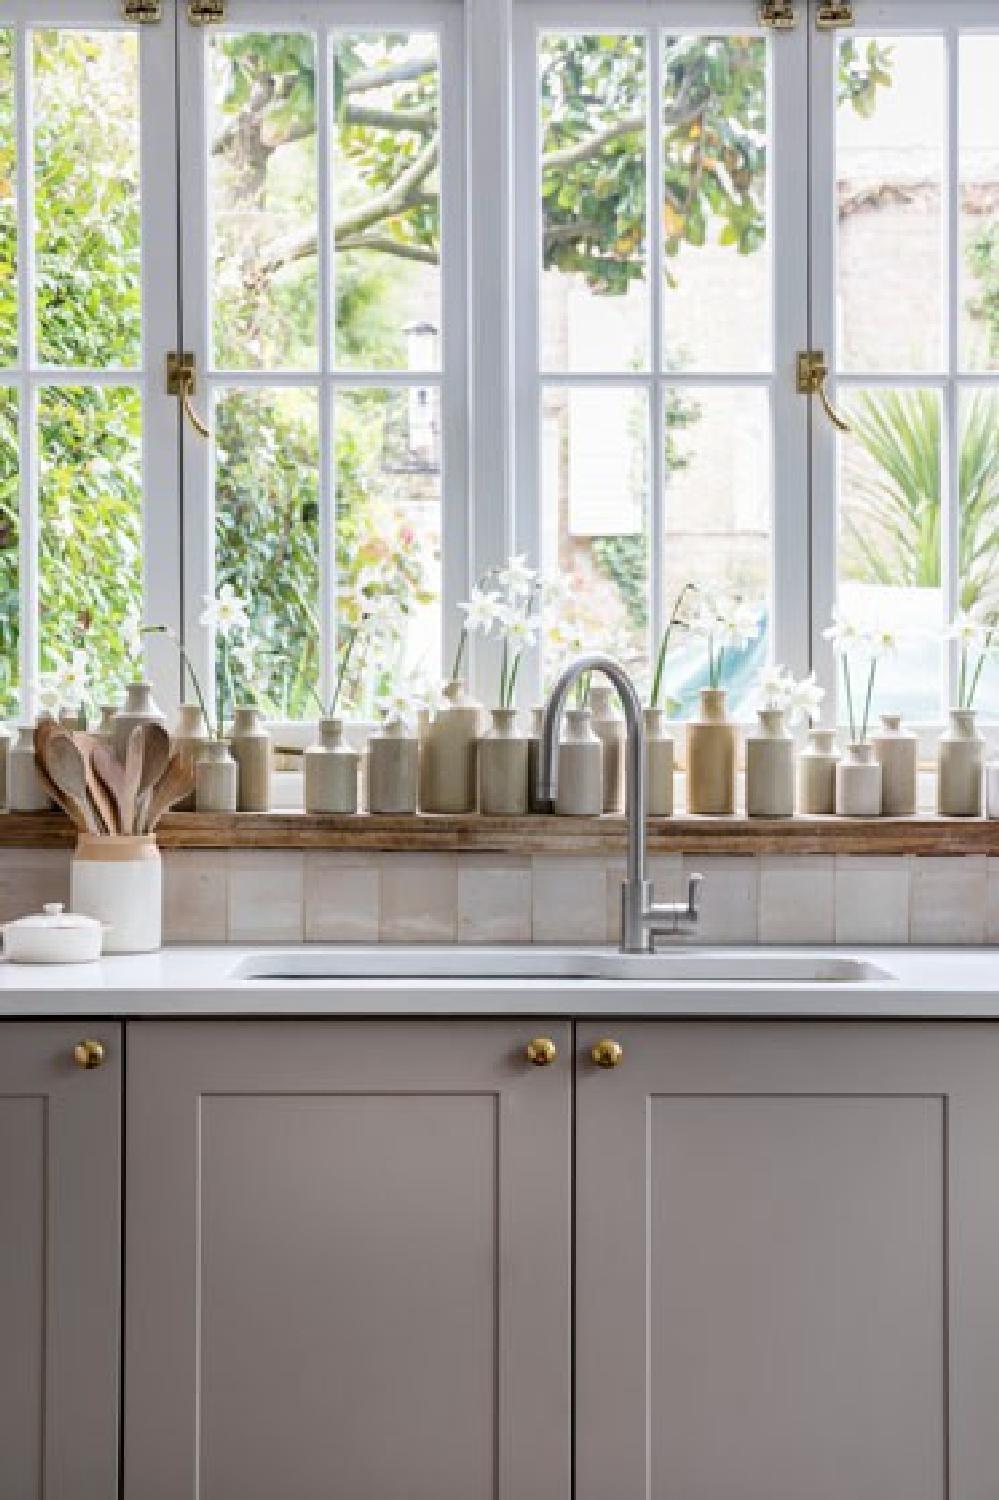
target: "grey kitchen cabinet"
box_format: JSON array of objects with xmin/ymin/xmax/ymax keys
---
[
  {"xmin": 0, "ymin": 1023, "xmax": 121, "ymax": 1500},
  {"xmin": 575, "ymin": 1021, "xmax": 999, "ymax": 1500},
  {"xmin": 124, "ymin": 1020, "xmax": 572, "ymax": 1500}
]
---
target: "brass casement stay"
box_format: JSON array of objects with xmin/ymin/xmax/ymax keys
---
[
  {"xmin": 797, "ymin": 350, "xmax": 851, "ymax": 434},
  {"xmin": 816, "ymin": 1, "xmax": 854, "ymax": 27},
  {"xmin": 122, "ymin": 0, "xmax": 162, "ymax": 21},
  {"xmin": 189, "ymin": 0, "xmax": 226, "ymax": 22},
  {"xmin": 759, "ymin": 1, "xmax": 797, "ymax": 27},
  {"xmin": 167, "ymin": 352, "xmax": 211, "ymax": 439}
]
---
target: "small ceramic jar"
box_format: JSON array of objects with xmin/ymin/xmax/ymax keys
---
[
  {"xmin": 937, "ymin": 708, "xmax": 984, "ymax": 817},
  {"xmin": 71, "ymin": 835, "xmax": 162, "ymax": 954},
  {"xmin": 643, "ymin": 707, "xmax": 674, "ymax": 817},
  {"xmin": 478, "ymin": 708, "xmax": 529, "ymax": 816},
  {"xmin": 172, "ymin": 703, "xmax": 208, "ymax": 812},
  {"xmin": 113, "ymin": 682, "xmax": 168, "ymax": 761},
  {"xmin": 686, "ymin": 688, "xmax": 737, "ymax": 815},
  {"xmin": 9, "ymin": 724, "xmax": 51, "ymax": 812},
  {"xmin": 588, "ymin": 683, "xmax": 624, "ymax": 814},
  {"xmin": 230, "ymin": 705, "xmax": 272, "ymax": 813},
  {"xmin": 304, "ymin": 717, "xmax": 360, "ymax": 814},
  {"xmin": 527, "ymin": 707, "xmax": 547, "ymax": 813},
  {"xmin": 368, "ymin": 718, "xmax": 420, "ymax": 814},
  {"xmin": 836, "ymin": 741, "xmax": 882, "ymax": 817},
  {"xmin": 195, "ymin": 739, "xmax": 239, "ymax": 814},
  {"xmin": 873, "ymin": 714, "xmax": 918, "ymax": 816},
  {"xmin": 555, "ymin": 708, "xmax": 602, "ymax": 817},
  {"xmin": 745, "ymin": 708, "xmax": 794, "ymax": 818},
  {"xmin": 422, "ymin": 681, "xmax": 483, "ymax": 814},
  {"xmin": 798, "ymin": 728, "xmax": 839, "ymax": 815}
]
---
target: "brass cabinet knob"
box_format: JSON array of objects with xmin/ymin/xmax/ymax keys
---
[
  {"xmin": 591, "ymin": 1038, "xmax": 623, "ymax": 1070},
  {"xmin": 526, "ymin": 1036, "xmax": 558, "ymax": 1067},
  {"xmin": 73, "ymin": 1039, "xmax": 105, "ymax": 1070}
]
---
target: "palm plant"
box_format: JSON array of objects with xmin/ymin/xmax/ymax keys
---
[{"xmin": 842, "ymin": 389, "xmax": 999, "ymax": 614}]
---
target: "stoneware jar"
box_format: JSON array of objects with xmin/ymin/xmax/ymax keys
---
[
  {"xmin": 835, "ymin": 741, "xmax": 882, "ymax": 817},
  {"xmin": 195, "ymin": 739, "xmax": 239, "ymax": 814},
  {"xmin": 745, "ymin": 708, "xmax": 794, "ymax": 818},
  {"xmin": 555, "ymin": 707, "xmax": 603, "ymax": 817},
  {"xmin": 304, "ymin": 716, "xmax": 360, "ymax": 815},
  {"xmin": 937, "ymin": 708, "xmax": 984, "ymax": 817},
  {"xmin": 986, "ymin": 760, "xmax": 999, "ymax": 819},
  {"xmin": 798, "ymin": 728, "xmax": 839, "ymax": 815},
  {"xmin": 113, "ymin": 681, "xmax": 167, "ymax": 761},
  {"xmin": 643, "ymin": 707, "xmax": 674, "ymax": 817},
  {"xmin": 172, "ymin": 702, "xmax": 208, "ymax": 812},
  {"xmin": 478, "ymin": 707, "xmax": 529, "ymax": 816},
  {"xmin": 686, "ymin": 687, "xmax": 737, "ymax": 815},
  {"xmin": 71, "ymin": 834, "xmax": 162, "ymax": 954},
  {"xmin": 588, "ymin": 683, "xmax": 624, "ymax": 813},
  {"xmin": 9, "ymin": 724, "xmax": 51, "ymax": 812},
  {"xmin": 93, "ymin": 704, "xmax": 120, "ymax": 745},
  {"xmin": 0, "ymin": 722, "xmax": 11, "ymax": 810},
  {"xmin": 230, "ymin": 705, "xmax": 272, "ymax": 813},
  {"xmin": 422, "ymin": 680, "xmax": 483, "ymax": 814},
  {"xmin": 367, "ymin": 718, "xmax": 420, "ymax": 815},
  {"xmin": 873, "ymin": 713, "xmax": 918, "ymax": 816},
  {"xmin": 527, "ymin": 707, "xmax": 547, "ymax": 813}
]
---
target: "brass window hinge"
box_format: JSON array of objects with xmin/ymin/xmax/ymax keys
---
[
  {"xmin": 189, "ymin": 0, "xmax": 225, "ymax": 23},
  {"xmin": 759, "ymin": 1, "xmax": 798, "ymax": 28},
  {"xmin": 816, "ymin": 1, "xmax": 854, "ymax": 28},
  {"xmin": 123, "ymin": 0, "xmax": 162, "ymax": 20}
]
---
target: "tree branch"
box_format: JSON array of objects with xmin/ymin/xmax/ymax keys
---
[
  {"xmin": 335, "ymin": 133, "xmax": 440, "ymax": 240},
  {"xmin": 338, "ymin": 235, "xmax": 439, "ymax": 265},
  {"xmin": 343, "ymin": 57, "xmax": 437, "ymax": 95},
  {"xmin": 543, "ymin": 117, "xmax": 644, "ymax": 173},
  {"xmin": 344, "ymin": 104, "xmax": 436, "ymax": 133}
]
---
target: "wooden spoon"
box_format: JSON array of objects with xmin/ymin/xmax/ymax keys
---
[
  {"xmin": 73, "ymin": 733, "xmax": 119, "ymax": 837},
  {"xmin": 134, "ymin": 722, "xmax": 172, "ymax": 833},
  {"xmin": 42, "ymin": 732, "xmax": 100, "ymax": 834},
  {"xmin": 142, "ymin": 755, "xmax": 196, "ymax": 832},
  {"xmin": 119, "ymin": 723, "xmax": 145, "ymax": 836},
  {"xmin": 91, "ymin": 741, "xmax": 128, "ymax": 837}
]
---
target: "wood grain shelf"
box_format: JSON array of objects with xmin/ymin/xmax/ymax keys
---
[{"xmin": 2, "ymin": 809, "xmax": 999, "ymax": 857}]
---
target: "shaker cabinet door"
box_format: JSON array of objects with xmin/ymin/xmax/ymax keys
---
[
  {"xmin": 575, "ymin": 1021, "xmax": 999, "ymax": 1500},
  {"xmin": 124, "ymin": 1020, "xmax": 571, "ymax": 1500},
  {"xmin": 0, "ymin": 1022, "xmax": 121, "ymax": 1500}
]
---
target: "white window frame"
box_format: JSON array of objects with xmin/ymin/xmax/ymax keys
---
[{"xmin": 4, "ymin": 0, "xmax": 181, "ymax": 717}]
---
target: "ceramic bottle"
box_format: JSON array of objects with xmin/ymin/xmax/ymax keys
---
[
  {"xmin": 230, "ymin": 705, "xmax": 272, "ymax": 813},
  {"xmin": 555, "ymin": 708, "xmax": 603, "ymax": 816},
  {"xmin": 643, "ymin": 707, "xmax": 674, "ymax": 817},
  {"xmin": 112, "ymin": 682, "xmax": 167, "ymax": 761},
  {"xmin": 937, "ymin": 708, "xmax": 984, "ymax": 817},
  {"xmin": 588, "ymin": 683, "xmax": 624, "ymax": 813},
  {"xmin": 9, "ymin": 724, "xmax": 51, "ymax": 812},
  {"xmin": 93, "ymin": 704, "xmax": 120, "ymax": 745},
  {"xmin": 873, "ymin": 714, "xmax": 918, "ymax": 816},
  {"xmin": 195, "ymin": 738, "xmax": 239, "ymax": 813},
  {"xmin": 0, "ymin": 723, "xmax": 11, "ymax": 811},
  {"xmin": 686, "ymin": 687, "xmax": 737, "ymax": 815},
  {"xmin": 71, "ymin": 834, "xmax": 162, "ymax": 953},
  {"xmin": 836, "ymin": 741, "xmax": 882, "ymax": 817},
  {"xmin": 527, "ymin": 707, "xmax": 547, "ymax": 813},
  {"xmin": 304, "ymin": 717, "xmax": 360, "ymax": 814},
  {"xmin": 422, "ymin": 680, "xmax": 483, "ymax": 814},
  {"xmin": 172, "ymin": 703, "xmax": 208, "ymax": 812},
  {"xmin": 798, "ymin": 728, "xmax": 839, "ymax": 815},
  {"xmin": 368, "ymin": 718, "xmax": 420, "ymax": 814},
  {"xmin": 478, "ymin": 707, "xmax": 529, "ymax": 816},
  {"xmin": 745, "ymin": 708, "xmax": 794, "ymax": 818}
]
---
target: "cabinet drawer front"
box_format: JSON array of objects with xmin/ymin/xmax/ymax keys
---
[
  {"xmin": 125, "ymin": 1020, "xmax": 571, "ymax": 1500},
  {"xmin": 0, "ymin": 1022, "xmax": 121, "ymax": 1500}
]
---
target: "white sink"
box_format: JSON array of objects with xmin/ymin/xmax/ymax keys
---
[{"xmin": 230, "ymin": 948, "xmax": 896, "ymax": 985}]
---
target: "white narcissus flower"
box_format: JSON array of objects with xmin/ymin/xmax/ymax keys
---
[
  {"xmin": 757, "ymin": 664, "xmax": 793, "ymax": 712},
  {"xmin": 497, "ymin": 554, "xmax": 538, "ymax": 600},
  {"xmin": 201, "ymin": 583, "xmax": 250, "ymax": 637},
  {"xmin": 692, "ymin": 593, "xmax": 761, "ymax": 651},
  {"xmin": 53, "ymin": 649, "xmax": 89, "ymax": 708},
  {"xmin": 35, "ymin": 675, "xmax": 62, "ymax": 715},
  {"xmin": 789, "ymin": 671, "xmax": 825, "ymax": 726},
  {"xmin": 375, "ymin": 671, "xmax": 434, "ymax": 728},
  {"xmin": 868, "ymin": 624, "xmax": 901, "ymax": 660},
  {"xmin": 357, "ymin": 592, "xmax": 405, "ymax": 642},
  {"xmin": 459, "ymin": 587, "xmax": 504, "ymax": 637},
  {"xmin": 504, "ymin": 615, "xmax": 540, "ymax": 652},
  {"xmin": 946, "ymin": 609, "xmax": 992, "ymax": 645},
  {"xmin": 822, "ymin": 605, "xmax": 868, "ymax": 653}
]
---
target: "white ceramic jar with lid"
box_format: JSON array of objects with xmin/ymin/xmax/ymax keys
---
[{"xmin": 3, "ymin": 902, "xmax": 104, "ymax": 964}]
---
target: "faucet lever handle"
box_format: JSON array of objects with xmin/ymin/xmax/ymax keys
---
[{"xmin": 686, "ymin": 873, "xmax": 703, "ymax": 921}]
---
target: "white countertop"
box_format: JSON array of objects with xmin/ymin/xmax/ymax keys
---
[{"xmin": 0, "ymin": 944, "xmax": 998, "ymax": 1017}]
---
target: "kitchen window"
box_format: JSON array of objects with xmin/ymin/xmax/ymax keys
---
[{"xmin": 1, "ymin": 0, "xmax": 998, "ymax": 736}]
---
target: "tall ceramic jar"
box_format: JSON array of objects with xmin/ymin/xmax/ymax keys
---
[
  {"xmin": 479, "ymin": 708, "xmax": 529, "ymax": 816},
  {"xmin": 368, "ymin": 718, "xmax": 420, "ymax": 815},
  {"xmin": 873, "ymin": 714, "xmax": 918, "ymax": 816},
  {"xmin": 527, "ymin": 707, "xmax": 547, "ymax": 813},
  {"xmin": 422, "ymin": 680, "xmax": 483, "ymax": 814},
  {"xmin": 113, "ymin": 682, "xmax": 167, "ymax": 761},
  {"xmin": 172, "ymin": 703, "xmax": 208, "ymax": 812},
  {"xmin": 745, "ymin": 708, "xmax": 794, "ymax": 818},
  {"xmin": 9, "ymin": 725, "xmax": 51, "ymax": 812},
  {"xmin": 643, "ymin": 707, "xmax": 674, "ymax": 817},
  {"xmin": 195, "ymin": 739, "xmax": 238, "ymax": 813},
  {"xmin": 0, "ymin": 723, "xmax": 11, "ymax": 811},
  {"xmin": 588, "ymin": 683, "xmax": 624, "ymax": 814},
  {"xmin": 304, "ymin": 717, "xmax": 360, "ymax": 814},
  {"xmin": 836, "ymin": 742, "xmax": 882, "ymax": 816},
  {"xmin": 93, "ymin": 704, "xmax": 119, "ymax": 745},
  {"xmin": 686, "ymin": 687, "xmax": 737, "ymax": 815},
  {"xmin": 937, "ymin": 708, "xmax": 984, "ymax": 817},
  {"xmin": 71, "ymin": 834, "xmax": 162, "ymax": 953},
  {"xmin": 798, "ymin": 728, "xmax": 839, "ymax": 815},
  {"xmin": 230, "ymin": 705, "xmax": 272, "ymax": 813},
  {"xmin": 555, "ymin": 708, "xmax": 602, "ymax": 816}
]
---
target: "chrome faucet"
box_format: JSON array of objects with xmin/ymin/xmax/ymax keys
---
[{"xmin": 537, "ymin": 655, "xmax": 702, "ymax": 954}]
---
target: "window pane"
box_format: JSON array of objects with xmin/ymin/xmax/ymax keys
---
[
  {"xmin": 210, "ymin": 32, "xmax": 318, "ymax": 371},
  {"xmin": 662, "ymin": 387, "xmax": 770, "ymax": 715},
  {"xmin": 836, "ymin": 36, "xmax": 944, "ymax": 374},
  {"xmin": 958, "ymin": 389, "xmax": 999, "ymax": 716},
  {"xmin": 0, "ymin": 31, "xmax": 16, "ymax": 367},
  {"xmin": 539, "ymin": 33, "xmax": 648, "ymax": 375},
  {"xmin": 0, "ymin": 388, "xmax": 18, "ymax": 708},
  {"xmin": 541, "ymin": 385, "xmax": 649, "ymax": 684},
  {"xmin": 38, "ymin": 385, "xmax": 141, "ymax": 695},
  {"xmin": 662, "ymin": 35, "xmax": 770, "ymax": 374},
  {"xmin": 333, "ymin": 32, "xmax": 441, "ymax": 373},
  {"xmin": 961, "ymin": 36, "xmax": 999, "ymax": 373},
  {"xmin": 214, "ymin": 387, "xmax": 319, "ymax": 719},
  {"xmin": 335, "ymin": 386, "xmax": 441, "ymax": 709},
  {"xmin": 837, "ymin": 387, "xmax": 943, "ymax": 723},
  {"xmin": 34, "ymin": 31, "xmax": 141, "ymax": 369}
]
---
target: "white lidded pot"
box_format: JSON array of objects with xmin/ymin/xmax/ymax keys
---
[{"xmin": 3, "ymin": 902, "xmax": 104, "ymax": 964}]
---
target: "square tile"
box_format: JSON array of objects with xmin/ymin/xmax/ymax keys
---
[
  {"xmin": 835, "ymin": 857, "xmax": 911, "ymax": 945},
  {"xmin": 986, "ymin": 859, "xmax": 999, "ymax": 944},
  {"xmin": 532, "ymin": 857, "xmax": 608, "ymax": 945},
  {"xmin": 228, "ymin": 851, "xmax": 304, "ymax": 942},
  {"xmin": 911, "ymin": 856, "xmax": 987, "ymax": 945},
  {"xmin": 163, "ymin": 850, "xmax": 228, "ymax": 943},
  {"xmin": 759, "ymin": 855, "xmax": 835, "ymax": 945},
  {"xmin": 0, "ymin": 848, "xmax": 71, "ymax": 925},
  {"xmin": 457, "ymin": 857, "xmax": 532, "ymax": 944},
  {"xmin": 304, "ymin": 853, "xmax": 380, "ymax": 943},
  {"xmin": 380, "ymin": 855, "xmax": 458, "ymax": 943},
  {"xmin": 682, "ymin": 855, "xmax": 759, "ymax": 944}
]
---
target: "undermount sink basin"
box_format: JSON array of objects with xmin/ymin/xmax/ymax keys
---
[{"xmin": 230, "ymin": 948, "xmax": 896, "ymax": 986}]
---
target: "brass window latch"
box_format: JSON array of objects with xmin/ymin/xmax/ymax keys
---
[
  {"xmin": 797, "ymin": 351, "xmax": 851, "ymax": 434},
  {"xmin": 189, "ymin": 1, "xmax": 226, "ymax": 21},
  {"xmin": 759, "ymin": 2, "xmax": 797, "ymax": 28},
  {"xmin": 816, "ymin": 2, "xmax": 854, "ymax": 27},
  {"xmin": 167, "ymin": 352, "xmax": 211, "ymax": 440},
  {"xmin": 123, "ymin": 0, "xmax": 162, "ymax": 20}
]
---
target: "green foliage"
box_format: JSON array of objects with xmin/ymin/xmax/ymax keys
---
[{"xmin": 968, "ymin": 221, "xmax": 999, "ymax": 365}]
